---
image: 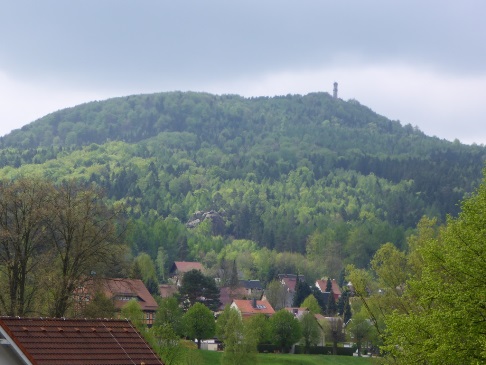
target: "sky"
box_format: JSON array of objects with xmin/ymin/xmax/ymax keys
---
[{"xmin": 1, "ymin": 1, "xmax": 485, "ymax": 144}]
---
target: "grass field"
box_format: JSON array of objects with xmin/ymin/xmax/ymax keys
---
[{"xmin": 199, "ymin": 350, "xmax": 375, "ymax": 365}]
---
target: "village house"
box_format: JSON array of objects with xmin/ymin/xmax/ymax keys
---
[
  {"xmin": 230, "ymin": 298, "xmax": 275, "ymax": 318},
  {"xmin": 0, "ymin": 317, "xmax": 164, "ymax": 365},
  {"xmin": 169, "ymin": 261, "xmax": 204, "ymax": 286},
  {"xmin": 315, "ymin": 278, "xmax": 342, "ymax": 301},
  {"xmin": 278, "ymin": 274, "xmax": 305, "ymax": 307},
  {"xmin": 76, "ymin": 278, "xmax": 158, "ymax": 326}
]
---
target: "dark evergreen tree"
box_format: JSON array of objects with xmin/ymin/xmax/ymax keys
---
[
  {"xmin": 292, "ymin": 279, "xmax": 312, "ymax": 307},
  {"xmin": 312, "ymin": 286, "xmax": 327, "ymax": 314},
  {"xmin": 144, "ymin": 276, "xmax": 159, "ymax": 296},
  {"xmin": 130, "ymin": 260, "xmax": 143, "ymax": 280},
  {"xmin": 326, "ymin": 277, "xmax": 333, "ymax": 292},
  {"xmin": 178, "ymin": 269, "xmax": 221, "ymax": 311},
  {"xmin": 326, "ymin": 290, "xmax": 337, "ymax": 316},
  {"xmin": 229, "ymin": 259, "xmax": 239, "ymax": 290}
]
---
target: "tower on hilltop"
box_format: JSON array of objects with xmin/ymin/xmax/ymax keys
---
[{"xmin": 333, "ymin": 82, "xmax": 338, "ymax": 98}]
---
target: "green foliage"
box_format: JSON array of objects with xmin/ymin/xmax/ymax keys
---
[
  {"xmin": 147, "ymin": 323, "xmax": 185, "ymax": 365},
  {"xmin": 220, "ymin": 307, "xmax": 257, "ymax": 365},
  {"xmin": 300, "ymin": 311, "xmax": 322, "ymax": 353},
  {"xmin": 154, "ymin": 296, "xmax": 184, "ymax": 336},
  {"xmin": 120, "ymin": 299, "xmax": 145, "ymax": 331},
  {"xmin": 292, "ymin": 279, "xmax": 313, "ymax": 308},
  {"xmin": 301, "ymin": 295, "xmax": 321, "ymax": 315},
  {"xmin": 0, "ymin": 91, "xmax": 484, "ymax": 274},
  {"xmin": 183, "ymin": 303, "xmax": 216, "ymax": 349},
  {"xmin": 382, "ymin": 177, "xmax": 486, "ymax": 364},
  {"xmin": 178, "ymin": 269, "xmax": 221, "ymax": 312},
  {"xmin": 79, "ymin": 291, "xmax": 116, "ymax": 319},
  {"xmin": 245, "ymin": 313, "xmax": 272, "ymax": 345},
  {"xmin": 269, "ymin": 309, "xmax": 302, "ymax": 353}
]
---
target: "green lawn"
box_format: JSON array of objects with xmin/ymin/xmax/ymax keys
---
[{"xmin": 199, "ymin": 350, "xmax": 375, "ymax": 365}]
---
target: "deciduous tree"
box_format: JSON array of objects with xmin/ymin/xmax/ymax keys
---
[
  {"xmin": 0, "ymin": 178, "xmax": 52, "ymax": 316},
  {"xmin": 269, "ymin": 309, "xmax": 301, "ymax": 353},
  {"xmin": 182, "ymin": 302, "xmax": 215, "ymax": 349}
]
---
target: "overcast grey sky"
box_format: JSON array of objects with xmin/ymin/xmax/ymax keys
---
[{"xmin": 1, "ymin": 1, "xmax": 485, "ymax": 144}]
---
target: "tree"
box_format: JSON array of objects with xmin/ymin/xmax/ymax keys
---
[
  {"xmin": 265, "ymin": 280, "xmax": 287, "ymax": 311},
  {"xmin": 80, "ymin": 290, "xmax": 116, "ymax": 319},
  {"xmin": 346, "ymin": 309, "xmax": 374, "ymax": 356},
  {"xmin": 154, "ymin": 296, "xmax": 184, "ymax": 336},
  {"xmin": 220, "ymin": 306, "xmax": 257, "ymax": 365},
  {"xmin": 383, "ymin": 179, "xmax": 486, "ymax": 364},
  {"xmin": 292, "ymin": 279, "xmax": 312, "ymax": 307},
  {"xmin": 325, "ymin": 291, "xmax": 337, "ymax": 316},
  {"xmin": 300, "ymin": 311, "xmax": 322, "ymax": 353},
  {"xmin": 182, "ymin": 302, "xmax": 215, "ymax": 349},
  {"xmin": 148, "ymin": 323, "xmax": 185, "ymax": 365},
  {"xmin": 0, "ymin": 178, "xmax": 52, "ymax": 316},
  {"xmin": 269, "ymin": 309, "xmax": 302, "ymax": 353},
  {"xmin": 301, "ymin": 294, "xmax": 321, "ymax": 315},
  {"xmin": 322, "ymin": 316, "xmax": 344, "ymax": 355},
  {"xmin": 229, "ymin": 259, "xmax": 239, "ymax": 290},
  {"xmin": 120, "ymin": 299, "xmax": 145, "ymax": 331},
  {"xmin": 178, "ymin": 269, "xmax": 220, "ymax": 311},
  {"xmin": 245, "ymin": 313, "xmax": 271, "ymax": 346},
  {"xmin": 45, "ymin": 180, "xmax": 124, "ymax": 317}
]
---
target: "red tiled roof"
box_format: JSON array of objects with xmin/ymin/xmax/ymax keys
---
[
  {"xmin": 88, "ymin": 278, "xmax": 158, "ymax": 312},
  {"xmin": 315, "ymin": 279, "xmax": 342, "ymax": 300},
  {"xmin": 171, "ymin": 261, "xmax": 204, "ymax": 273},
  {"xmin": 281, "ymin": 277, "xmax": 299, "ymax": 292},
  {"xmin": 231, "ymin": 299, "xmax": 275, "ymax": 317},
  {"xmin": 0, "ymin": 317, "xmax": 164, "ymax": 365}
]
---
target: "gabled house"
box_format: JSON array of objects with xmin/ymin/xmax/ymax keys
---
[
  {"xmin": 239, "ymin": 279, "xmax": 263, "ymax": 298},
  {"xmin": 278, "ymin": 274, "xmax": 305, "ymax": 307},
  {"xmin": 315, "ymin": 278, "xmax": 342, "ymax": 301},
  {"xmin": 169, "ymin": 261, "xmax": 204, "ymax": 286},
  {"xmin": 231, "ymin": 299, "xmax": 275, "ymax": 318},
  {"xmin": 77, "ymin": 278, "xmax": 158, "ymax": 326},
  {"xmin": 0, "ymin": 317, "xmax": 164, "ymax": 365}
]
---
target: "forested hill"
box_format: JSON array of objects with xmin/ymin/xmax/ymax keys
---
[{"xmin": 0, "ymin": 91, "xmax": 485, "ymax": 270}]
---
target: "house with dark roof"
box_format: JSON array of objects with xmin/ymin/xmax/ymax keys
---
[
  {"xmin": 0, "ymin": 317, "xmax": 164, "ymax": 365},
  {"xmin": 230, "ymin": 299, "xmax": 275, "ymax": 318},
  {"xmin": 169, "ymin": 261, "xmax": 204, "ymax": 285},
  {"xmin": 77, "ymin": 278, "xmax": 158, "ymax": 326}
]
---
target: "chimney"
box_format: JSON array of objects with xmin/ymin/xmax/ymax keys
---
[{"xmin": 252, "ymin": 298, "xmax": 257, "ymax": 308}]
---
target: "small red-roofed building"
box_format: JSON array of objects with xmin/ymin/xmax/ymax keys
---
[
  {"xmin": 0, "ymin": 317, "xmax": 164, "ymax": 365},
  {"xmin": 230, "ymin": 299, "xmax": 275, "ymax": 318},
  {"xmin": 169, "ymin": 261, "xmax": 204, "ymax": 285},
  {"xmin": 315, "ymin": 278, "xmax": 342, "ymax": 301}
]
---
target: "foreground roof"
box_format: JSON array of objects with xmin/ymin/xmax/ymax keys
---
[{"xmin": 0, "ymin": 317, "xmax": 164, "ymax": 365}]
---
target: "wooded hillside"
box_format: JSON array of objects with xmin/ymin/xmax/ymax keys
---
[{"xmin": 0, "ymin": 91, "xmax": 484, "ymax": 279}]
